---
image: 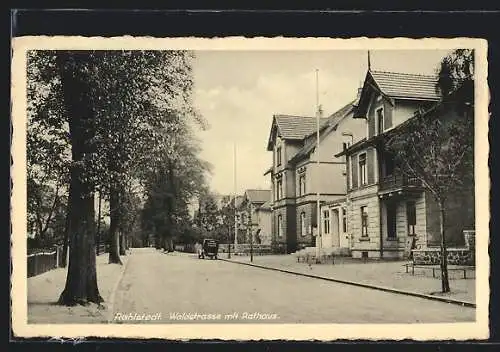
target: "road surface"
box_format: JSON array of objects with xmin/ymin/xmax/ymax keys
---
[{"xmin": 110, "ymin": 248, "xmax": 475, "ymax": 324}]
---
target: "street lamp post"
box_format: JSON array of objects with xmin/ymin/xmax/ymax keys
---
[
  {"xmin": 228, "ymin": 222, "xmax": 232, "ymax": 259},
  {"xmin": 248, "ymin": 209, "xmax": 253, "ymax": 263}
]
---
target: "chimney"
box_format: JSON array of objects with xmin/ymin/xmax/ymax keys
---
[{"xmin": 318, "ymin": 104, "xmax": 324, "ymax": 118}]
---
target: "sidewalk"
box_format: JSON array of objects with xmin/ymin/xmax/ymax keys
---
[
  {"xmin": 28, "ymin": 253, "xmax": 128, "ymax": 324},
  {"xmin": 221, "ymin": 254, "xmax": 475, "ymax": 306}
]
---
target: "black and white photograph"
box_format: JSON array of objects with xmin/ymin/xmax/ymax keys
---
[{"xmin": 11, "ymin": 37, "xmax": 489, "ymax": 340}]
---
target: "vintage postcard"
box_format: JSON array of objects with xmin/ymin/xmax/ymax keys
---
[{"xmin": 11, "ymin": 36, "xmax": 489, "ymax": 341}]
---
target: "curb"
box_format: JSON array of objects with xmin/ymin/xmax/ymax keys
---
[
  {"xmin": 220, "ymin": 259, "xmax": 476, "ymax": 308},
  {"xmin": 106, "ymin": 255, "xmax": 131, "ymax": 323}
]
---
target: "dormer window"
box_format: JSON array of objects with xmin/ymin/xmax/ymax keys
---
[
  {"xmin": 276, "ymin": 146, "xmax": 282, "ymax": 166},
  {"xmin": 376, "ymin": 107, "xmax": 384, "ymax": 135}
]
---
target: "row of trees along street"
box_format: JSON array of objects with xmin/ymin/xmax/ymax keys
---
[
  {"xmin": 192, "ymin": 193, "xmax": 238, "ymax": 244},
  {"xmin": 27, "ymin": 50, "xmax": 212, "ymax": 305},
  {"xmin": 26, "ymin": 49, "xmax": 475, "ymax": 304}
]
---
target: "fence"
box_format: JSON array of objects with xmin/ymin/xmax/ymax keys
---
[
  {"xmin": 174, "ymin": 244, "xmax": 196, "ymax": 253},
  {"xmin": 96, "ymin": 242, "xmax": 107, "ymax": 256},
  {"xmin": 219, "ymin": 244, "xmax": 273, "ymax": 255},
  {"xmin": 27, "ymin": 248, "xmax": 60, "ymax": 278},
  {"xmin": 28, "ymin": 243, "xmax": 108, "ymax": 278}
]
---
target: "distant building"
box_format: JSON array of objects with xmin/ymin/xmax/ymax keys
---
[{"xmin": 239, "ymin": 189, "xmax": 272, "ymax": 245}]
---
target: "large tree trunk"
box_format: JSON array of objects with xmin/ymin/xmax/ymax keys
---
[
  {"xmin": 439, "ymin": 201, "xmax": 450, "ymax": 293},
  {"xmin": 57, "ymin": 52, "xmax": 102, "ymax": 305},
  {"xmin": 119, "ymin": 233, "xmax": 126, "ymax": 255},
  {"xmin": 58, "ymin": 178, "xmax": 101, "ymax": 305},
  {"xmin": 108, "ymin": 188, "xmax": 123, "ymax": 264},
  {"xmin": 155, "ymin": 233, "xmax": 161, "ymax": 249}
]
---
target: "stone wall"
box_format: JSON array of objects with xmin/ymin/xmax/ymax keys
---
[
  {"xmin": 347, "ymin": 185, "xmax": 381, "ymax": 255},
  {"xmin": 412, "ymin": 248, "xmax": 474, "ymax": 266}
]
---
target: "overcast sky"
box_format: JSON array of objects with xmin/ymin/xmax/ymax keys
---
[{"xmin": 192, "ymin": 49, "xmax": 452, "ymax": 196}]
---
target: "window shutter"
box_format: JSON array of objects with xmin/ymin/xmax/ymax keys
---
[
  {"xmin": 383, "ymin": 99, "xmax": 393, "ymax": 129},
  {"xmin": 367, "ymin": 148, "xmax": 375, "ymax": 185},
  {"xmin": 351, "ymin": 154, "xmax": 358, "ymax": 189}
]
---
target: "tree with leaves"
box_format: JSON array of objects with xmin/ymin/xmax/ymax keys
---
[
  {"xmin": 195, "ymin": 192, "xmax": 221, "ymax": 238},
  {"xmin": 27, "ymin": 50, "xmax": 71, "ymax": 254},
  {"xmin": 27, "ymin": 50, "xmax": 204, "ymax": 305},
  {"xmin": 140, "ymin": 127, "xmax": 211, "ymax": 252},
  {"xmin": 219, "ymin": 196, "xmax": 236, "ymax": 245},
  {"xmin": 385, "ymin": 49, "xmax": 474, "ymax": 293}
]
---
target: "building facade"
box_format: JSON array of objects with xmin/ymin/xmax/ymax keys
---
[
  {"xmin": 236, "ymin": 190, "xmax": 272, "ymax": 245},
  {"xmin": 337, "ymin": 70, "xmax": 474, "ymax": 259},
  {"xmin": 255, "ymin": 200, "xmax": 272, "ymax": 245},
  {"xmin": 266, "ymin": 97, "xmax": 366, "ymax": 253}
]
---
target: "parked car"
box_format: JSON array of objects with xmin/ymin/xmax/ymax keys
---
[{"xmin": 198, "ymin": 239, "xmax": 219, "ymax": 260}]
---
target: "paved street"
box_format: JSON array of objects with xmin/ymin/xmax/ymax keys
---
[{"xmin": 110, "ymin": 248, "xmax": 475, "ymax": 324}]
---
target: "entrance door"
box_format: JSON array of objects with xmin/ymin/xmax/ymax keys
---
[
  {"xmin": 386, "ymin": 202, "xmax": 397, "ymax": 239},
  {"xmin": 331, "ymin": 209, "xmax": 340, "ymax": 248}
]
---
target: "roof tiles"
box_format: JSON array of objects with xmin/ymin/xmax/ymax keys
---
[
  {"xmin": 275, "ymin": 115, "xmax": 329, "ymax": 140},
  {"xmin": 370, "ymin": 71, "xmax": 440, "ymax": 101},
  {"xmin": 290, "ymin": 100, "xmax": 355, "ymax": 163}
]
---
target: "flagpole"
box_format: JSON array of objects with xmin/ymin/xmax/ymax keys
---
[
  {"xmin": 234, "ymin": 142, "xmax": 238, "ymax": 247},
  {"xmin": 315, "ymin": 69, "xmax": 322, "ymax": 263}
]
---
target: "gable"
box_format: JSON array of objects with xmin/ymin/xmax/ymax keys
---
[
  {"xmin": 354, "ymin": 70, "xmax": 441, "ymax": 119},
  {"xmin": 267, "ymin": 114, "xmax": 329, "ymax": 151},
  {"xmin": 289, "ymin": 101, "xmax": 355, "ymax": 164}
]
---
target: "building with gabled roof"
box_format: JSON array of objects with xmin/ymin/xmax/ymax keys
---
[
  {"xmin": 267, "ymin": 115, "xmax": 330, "ymax": 151},
  {"xmin": 334, "ymin": 69, "xmax": 474, "ymax": 259},
  {"xmin": 265, "ymin": 94, "xmax": 366, "ymax": 253},
  {"xmin": 236, "ymin": 189, "xmax": 272, "ymax": 245}
]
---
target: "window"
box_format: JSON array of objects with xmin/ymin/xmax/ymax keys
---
[
  {"xmin": 276, "ymin": 146, "xmax": 282, "ymax": 166},
  {"xmin": 407, "ymin": 201, "xmax": 416, "ymax": 235},
  {"xmin": 323, "ymin": 210, "xmax": 330, "ymax": 234},
  {"xmin": 361, "ymin": 206, "xmax": 368, "ymax": 237},
  {"xmin": 359, "ymin": 153, "xmax": 367, "ymax": 186},
  {"xmin": 276, "ymin": 179, "xmax": 283, "ymax": 199},
  {"xmin": 300, "ymin": 212, "xmax": 307, "ymax": 236},
  {"xmin": 342, "ymin": 208, "xmax": 347, "ymax": 233},
  {"xmin": 299, "ymin": 175, "xmax": 306, "ymax": 196},
  {"xmin": 387, "ymin": 203, "xmax": 397, "ymax": 239},
  {"xmin": 385, "ymin": 152, "xmax": 395, "ymax": 177},
  {"xmin": 277, "ymin": 215, "xmax": 283, "ymax": 237},
  {"xmin": 376, "ymin": 107, "xmax": 384, "ymax": 135}
]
